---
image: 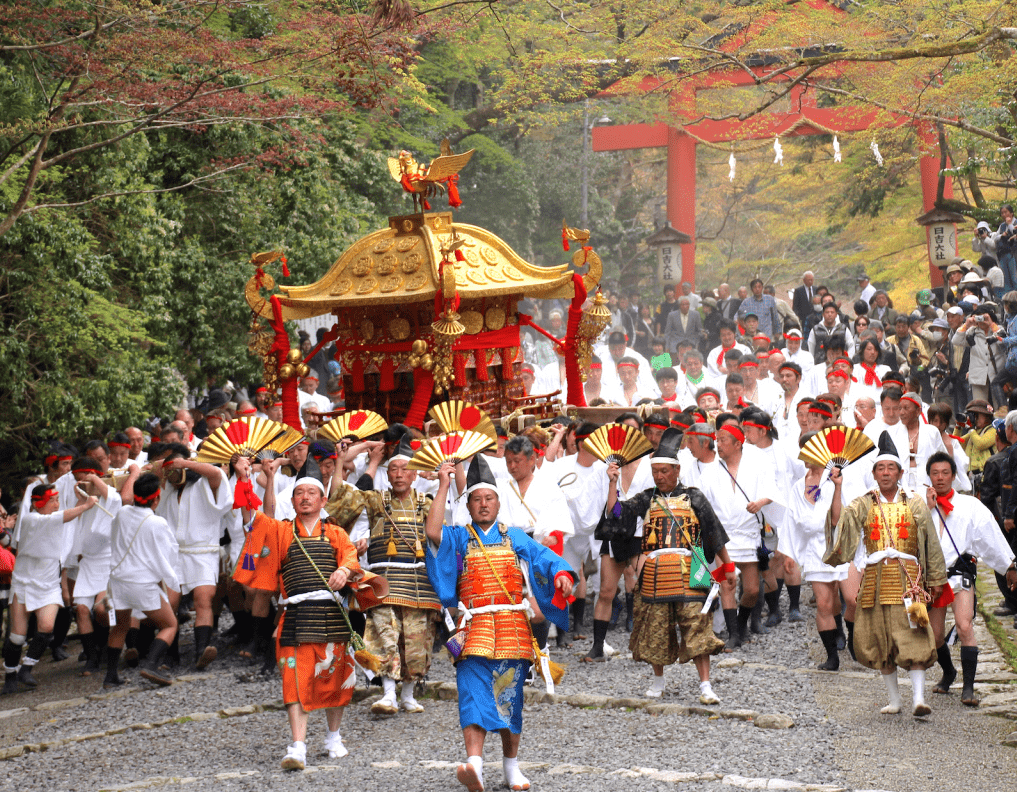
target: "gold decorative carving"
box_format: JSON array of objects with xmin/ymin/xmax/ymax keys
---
[
  {"xmin": 356, "ymin": 277, "xmax": 378, "ymax": 294},
  {"xmin": 396, "ymin": 236, "xmax": 419, "ymax": 252},
  {"xmin": 485, "ymin": 306, "xmax": 506, "ymax": 331},
  {"xmin": 401, "ymin": 252, "xmax": 421, "ymax": 273},
  {"xmin": 464, "ymin": 250, "xmax": 481, "ymax": 267},
  {"xmin": 455, "ymin": 268, "xmax": 469, "ymax": 287},
  {"xmin": 379, "ymin": 275, "xmax": 403, "ymax": 293},
  {"xmin": 376, "ymin": 253, "xmax": 398, "ymax": 276},
  {"xmin": 374, "ymin": 238, "xmax": 395, "ymax": 253},
  {"xmin": 480, "ymin": 246, "xmax": 499, "ymax": 264},
  {"xmin": 331, "ymin": 278, "xmax": 353, "ymax": 296},
  {"xmin": 360, "ymin": 319, "xmax": 375, "ymax": 340},
  {"xmin": 406, "ymin": 273, "xmax": 428, "ymax": 291},
  {"xmin": 485, "ymin": 266, "xmax": 506, "ymax": 283},
  {"xmin": 389, "ymin": 318, "xmax": 410, "ymax": 340},
  {"xmin": 466, "ymin": 269, "xmax": 486, "ymax": 287},
  {"xmin": 351, "ymin": 256, "xmax": 373, "ymax": 277},
  {"xmin": 502, "ymin": 266, "xmax": 524, "ymax": 282},
  {"xmin": 401, "ymin": 219, "xmax": 414, "ymax": 233},
  {"xmin": 460, "ymin": 310, "xmax": 483, "ymax": 335}
]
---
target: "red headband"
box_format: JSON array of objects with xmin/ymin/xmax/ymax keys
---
[
  {"xmin": 778, "ymin": 363, "xmax": 799, "ymax": 373},
  {"xmin": 739, "ymin": 360, "xmax": 759, "ymax": 368},
  {"xmin": 834, "ymin": 357, "xmax": 852, "ymax": 367},
  {"xmin": 899, "ymin": 394, "xmax": 927, "ymax": 421},
  {"xmin": 617, "ymin": 362, "xmax": 638, "ymax": 369},
  {"xmin": 521, "ymin": 364, "xmax": 535, "ymax": 374},
  {"xmin": 742, "ymin": 421, "xmax": 769, "ymax": 431},
  {"xmin": 589, "ymin": 362, "xmax": 602, "ymax": 370},
  {"xmin": 753, "ymin": 335, "xmax": 771, "ymax": 342},
  {"xmin": 256, "ymin": 386, "xmax": 268, "ymax": 393},
  {"xmin": 687, "ymin": 428, "xmax": 715, "ymax": 439},
  {"xmin": 237, "ymin": 407, "xmax": 257, "ymax": 416},
  {"xmin": 272, "ymin": 401, "xmax": 283, "ymax": 407},
  {"xmin": 827, "ymin": 369, "xmax": 850, "ymax": 380},
  {"xmin": 719, "ymin": 424, "xmax": 745, "ymax": 442},
  {"xmin": 808, "ymin": 404, "xmax": 833, "ymax": 417},
  {"xmin": 783, "ymin": 333, "xmax": 802, "ymax": 340},
  {"xmin": 134, "ymin": 489, "xmax": 160, "ymax": 506},
  {"xmin": 31, "ymin": 488, "xmax": 57, "ymax": 508},
  {"xmin": 303, "ymin": 375, "xmax": 318, "ymax": 382},
  {"xmin": 109, "ymin": 442, "xmax": 130, "ymax": 448},
  {"xmin": 671, "ymin": 418, "xmax": 692, "ymax": 429}
]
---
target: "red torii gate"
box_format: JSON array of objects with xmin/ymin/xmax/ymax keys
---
[{"xmin": 592, "ymin": 56, "xmax": 952, "ymax": 290}]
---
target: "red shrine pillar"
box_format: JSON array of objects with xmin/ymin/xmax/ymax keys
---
[
  {"xmin": 667, "ymin": 128, "xmax": 697, "ymax": 288},
  {"xmin": 917, "ymin": 122, "xmax": 954, "ymax": 288}
]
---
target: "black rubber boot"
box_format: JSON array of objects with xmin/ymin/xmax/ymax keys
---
[
  {"xmin": 933, "ymin": 643, "xmax": 956, "ymax": 693},
  {"xmin": 960, "ymin": 646, "xmax": 979, "ymax": 706},
  {"xmin": 625, "ymin": 592, "xmax": 634, "ymax": 632},
  {"xmin": 764, "ymin": 590, "xmax": 782, "ymax": 627},
  {"xmin": 845, "ymin": 618, "xmax": 855, "ymax": 660},
  {"xmin": 2, "ymin": 673, "xmax": 16, "ymax": 695},
  {"xmin": 584, "ymin": 619, "xmax": 609, "ymax": 661},
  {"xmin": 787, "ymin": 585, "xmax": 804, "ymax": 622},
  {"xmin": 81, "ymin": 633, "xmax": 101, "ymax": 676},
  {"xmin": 125, "ymin": 627, "xmax": 141, "ymax": 667},
  {"xmin": 750, "ymin": 598, "xmax": 769, "ymax": 635},
  {"xmin": 194, "ymin": 625, "xmax": 217, "ymax": 669},
  {"xmin": 20, "ymin": 631, "xmax": 51, "ymax": 686},
  {"xmin": 166, "ymin": 632, "xmax": 180, "ymax": 667},
  {"xmin": 531, "ymin": 620, "xmax": 550, "ymax": 651},
  {"xmin": 103, "ymin": 647, "xmax": 123, "ymax": 689},
  {"xmin": 817, "ymin": 629, "xmax": 840, "ymax": 671},
  {"xmin": 571, "ymin": 599, "xmax": 586, "ymax": 639},
  {"xmin": 2, "ymin": 638, "xmax": 23, "ymax": 694},
  {"xmin": 608, "ymin": 594, "xmax": 623, "ymax": 628},
  {"xmin": 834, "ymin": 614, "xmax": 846, "ymax": 651},
  {"xmin": 50, "ymin": 608, "xmax": 71, "ymax": 661},
  {"xmin": 723, "ymin": 608, "xmax": 741, "ymax": 651},
  {"xmin": 737, "ymin": 605, "xmax": 753, "ymax": 645},
  {"xmin": 140, "ymin": 639, "xmax": 173, "ymax": 686}
]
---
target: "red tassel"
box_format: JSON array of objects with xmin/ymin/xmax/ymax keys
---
[
  {"xmin": 379, "ymin": 358, "xmax": 395, "ymax": 392},
  {"xmin": 550, "ymin": 570, "xmax": 575, "ymax": 609},
  {"xmin": 870, "ymin": 529, "xmax": 880, "ymax": 542},
  {"xmin": 475, "ymin": 348, "xmax": 488, "ymax": 381},
  {"xmin": 233, "ymin": 479, "xmax": 262, "ymax": 511},
  {"xmin": 422, "ymin": 198, "xmax": 431, "ymax": 211},
  {"xmin": 280, "ymin": 256, "xmax": 290, "ymax": 278},
  {"xmin": 562, "ymin": 228, "xmax": 570, "ymax": 251},
  {"xmin": 400, "ymin": 174, "xmax": 415, "ymax": 194},
  {"xmin": 454, "ymin": 249, "xmax": 465, "ymax": 262},
  {"xmin": 501, "ymin": 347, "xmax": 513, "ymax": 379},
  {"xmin": 447, "ymin": 175, "xmax": 462, "ymax": 208},
  {"xmin": 898, "ymin": 527, "xmax": 909, "ymax": 540},
  {"xmin": 404, "ymin": 369, "xmax": 434, "ymax": 429}
]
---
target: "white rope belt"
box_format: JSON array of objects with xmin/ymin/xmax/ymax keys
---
[
  {"xmin": 279, "ymin": 589, "xmax": 338, "ymax": 606},
  {"xmin": 864, "ymin": 549, "xmax": 919, "ymax": 567},
  {"xmin": 178, "ymin": 545, "xmax": 220, "ymax": 555},
  {"xmin": 459, "ymin": 601, "xmax": 531, "ymax": 619},
  {"xmin": 646, "ymin": 548, "xmax": 691, "ymax": 559},
  {"xmin": 363, "ymin": 561, "xmax": 427, "ymax": 570}
]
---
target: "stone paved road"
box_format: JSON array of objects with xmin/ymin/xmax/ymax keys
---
[{"xmin": 2, "ymin": 588, "xmax": 1015, "ymax": 792}]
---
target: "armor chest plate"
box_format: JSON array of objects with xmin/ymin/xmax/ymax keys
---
[
  {"xmin": 859, "ymin": 498, "xmax": 922, "ymax": 608},
  {"xmin": 280, "ymin": 528, "xmax": 350, "ymax": 646}
]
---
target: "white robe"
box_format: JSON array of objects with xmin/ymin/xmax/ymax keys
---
[
  {"xmin": 548, "ymin": 456, "xmax": 608, "ymax": 570},
  {"xmin": 108, "ymin": 506, "xmax": 181, "ymax": 612},
  {"xmin": 929, "ymin": 493, "xmax": 1015, "ymax": 593},
  {"xmin": 706, "ymin": 342, "xmax": 752, "ymax": 378},
  {"xmin": 10, "ymin": 511, "xmax": 65, "ymax": 610},
  {"xmin": 698, "ymin": 446, "xmax": 785, "ymax": 563},
  {"xmin": 71, "ymin": 489, "xmax": 123, "ymax": 601},
  {"xmin": 156, "ymin": 477, "xmax": 230, "ymax": 594},
  {"xmin": 593, "ymin": 344, "xmax": 661, "ymax": 398},
  {"xmin": 778, "ymin": 478, "xmax": 849, "ymax": 582},
  {"xmin": 491, "ymin": 469, "xmax": 575, "ymax": 543}
]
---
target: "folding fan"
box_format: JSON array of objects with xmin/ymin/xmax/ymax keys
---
[
  {"xmin": 195, "ymin": 417, "xmax": 304, "ymax": 464},
  {"xmin": 318, "ymin": 410, "xmax": 389, "ymax": 443},
  {"xmin": 406, "ymin": 430, "xmax": 496, "ymax": 471},
  {"xmin": 798, "ymin": 426, "xmax": 874, "ymax": 471},
  {"xmin": 428, "ymin": 400, "xmax": 497, "ymax": 442},
  {"xmin": 582, "ymin": 423, "xmax": 654, "ymax": 466}
]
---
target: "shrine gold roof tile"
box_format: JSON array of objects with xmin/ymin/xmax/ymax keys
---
[{"xmin": 246, "ymin": 212, "xmax": 599, "ymax": 321}]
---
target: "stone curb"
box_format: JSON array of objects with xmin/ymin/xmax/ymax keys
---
[{"xmin": 93, "ymin": 760, "xmax": 853, "ymax": 792}]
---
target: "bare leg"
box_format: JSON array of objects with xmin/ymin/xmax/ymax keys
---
[
  {"xmin": 286, "ymin": 702, "xmax": 309, "ymax": 744},
  {"xmin": 813, "ymin": 582, "xmax": 837, "ymax": 631}
]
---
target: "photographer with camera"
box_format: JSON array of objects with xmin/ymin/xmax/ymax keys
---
[
  {"xmin": 997, "ymin": 205, "xmax": 1017, "ymax": 293},
  {"xmin": 957, "ymin": 305, "xmax": 1006, "ymax": 408},
  {"xmin": 972, "ymin": 221, "xmax": 999, "ymax": 267}
]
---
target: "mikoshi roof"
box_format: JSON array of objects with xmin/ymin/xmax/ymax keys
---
[{"xmin": 245, "ymin": 211, "xmax": 601, "ymax": 321}]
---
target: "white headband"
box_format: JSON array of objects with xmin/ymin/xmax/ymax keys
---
[{"xmin": 293, "ymin": 477, "xmax": 326, "ymax": 495}]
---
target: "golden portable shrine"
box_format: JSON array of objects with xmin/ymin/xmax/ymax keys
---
[{"xmin": 244, "ymin": 155, "xmax": 611, "ymax": 432}]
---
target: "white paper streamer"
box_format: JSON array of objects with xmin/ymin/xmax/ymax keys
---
[
  {"xmin": 870, "ymin": 140, "xmax": 883, "ymax": 167},
  {"xmin": 773, "ymin": 136, "xmax": 783, "ymax": 166},
  {"xmin": 833, "ymin": 135, "xmax": 841, "ymax": 163},
  {"xmin": 728, "ymin": 150, "xmax": 736, "ymax": 181}
]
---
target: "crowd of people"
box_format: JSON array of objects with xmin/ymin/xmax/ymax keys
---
[{"xmin": 2, "ymin": 248, "xmax": 1017, "ymax": 790}]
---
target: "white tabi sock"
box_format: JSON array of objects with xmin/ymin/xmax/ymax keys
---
[
  {"xmin": 649, "ymin": 674, "xmax": 665, "ymax": 693},
  {"xmin": 401, "ymin": 681, "xmax": 416, "ymax": 704},
  {"xmin": 468, "ymin": 755, "xmax": 483, "ymax": 777},
  {"xmin": 880, "ymin": 671, "xmax": 902, "ymax": 714},
  {"xmin": 503, "ymin": 757, "xmax": 529, "ymax": 789},
  {"xmin": 382, "ymin": 677, "xmax": 397, "ymax": 698},
  {"xmin": 909, "ymin": 668, "xmax": 929, "ymax": 714}
]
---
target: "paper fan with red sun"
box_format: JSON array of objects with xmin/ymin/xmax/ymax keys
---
[
  {"xmin": 195, "ymin": 417, "xmax": 304, "ymax": 464},
  {"xmin": 582, "ymin": 423, "xmax": 654, "ymax": 467},
  {"xmin": 318, "ymin": 410, "xmax": 389, "ymax": 443},
  {"xmin": 798, "ymin": 426, "xmax": 874, "ymax": 471},
  {"xmin": 406, "ymin": 430, "xmax": 496, "ymax": 472},
  {"xmin": 428, "ymin": 400, "xmax": 497, "ymax": 442}
]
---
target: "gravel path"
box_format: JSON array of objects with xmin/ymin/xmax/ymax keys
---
[{"xmin": 1, "ymin": 591, "xmax": 1014, "ymax": 792}]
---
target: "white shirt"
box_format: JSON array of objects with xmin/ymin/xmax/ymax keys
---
[
  {"xmin": 491, "ymin": 469, "xmax": 575, "ymax": 542},
  {"xmin": 783, "ymin": 346, "xmax": 815, "ymax": 372},
  {"xmin": 593, "ymin": 344, "xmax": 661, "ymax": 399},
  {"xmin": 706, "ymin": 342, "xmax": 752, "ymax": 378},
  {"xmin": 859, "ymin": 283, "xmax": 876, "ymax": 306},
  {"xmin": 698, "ymin": 446, "xmax": 785, "ymax": 555},
  {"xmin": 156, "ymin": 477, "xmax": 231, "ymax": 549},
  {"xmin": 929, "ymin": 493, "xmax": 1015, "ymax": 576},
  {"xmin": 73, "ymin": 489, "xmax": 122, "ymax": 559},
  {"xmin": 548, "ymin": 456, "xmax": 608, "ymax": 537}
]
